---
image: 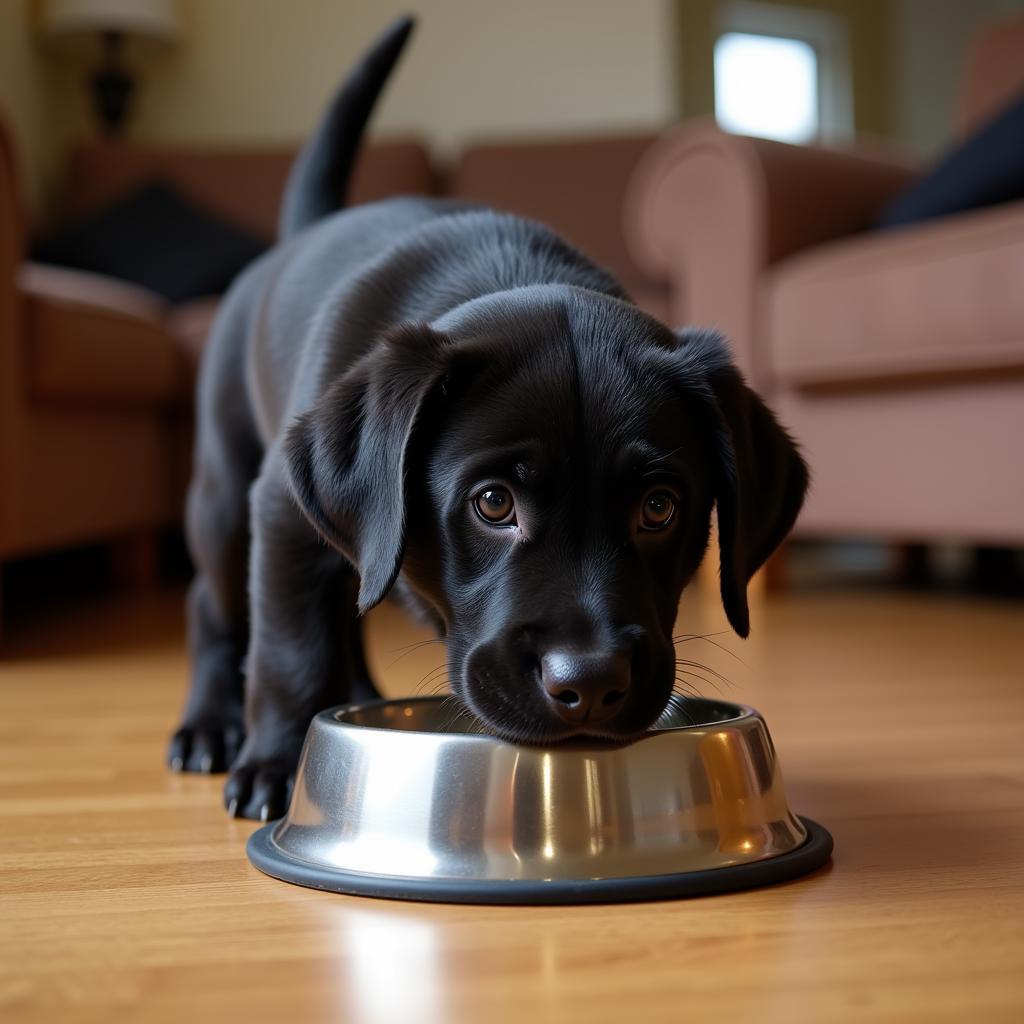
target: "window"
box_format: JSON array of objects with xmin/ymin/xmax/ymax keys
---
[
  {"xmin": 713, "ymin": 2, "xmax": 853, "ymax": 144},
  {"xmin": 714, "ymin": 32, "xmax": 819, "ymax": 143}
]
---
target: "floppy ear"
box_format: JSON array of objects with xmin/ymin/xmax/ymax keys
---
[
  {"xmin": 283, "ymin": 324, "xmax": 449, "ymax": 613},
  {"xmin": 677, "ymin": 329, "xmax": 809, "ymax": 638}
]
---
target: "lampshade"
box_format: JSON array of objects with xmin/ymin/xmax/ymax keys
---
[{"xmin": 43, "ymin": 0, "xmax": 181, "ymax": 42}]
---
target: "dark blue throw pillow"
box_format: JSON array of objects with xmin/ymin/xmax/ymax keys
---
[
  {"xmin": 877, "ymin": 90, "xmax": 1024, "ymax": 229},
  {"xmin": 34, "ymin": 181, "xmax": 268, "ymax": 303}
]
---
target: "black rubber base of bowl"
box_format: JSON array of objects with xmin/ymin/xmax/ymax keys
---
[{"xmin": 247, "ymin": 816, "xmax": 833, "ymax": 905}]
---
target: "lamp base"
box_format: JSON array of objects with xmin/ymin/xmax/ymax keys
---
[{"xmin": 91, "ymin": 31, "xmax": 135, "ymax": 137}]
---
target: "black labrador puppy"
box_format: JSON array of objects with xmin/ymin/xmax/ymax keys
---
[{"xmin": 169, "ymin": 17, "xmax": 808, "ymax": 820}]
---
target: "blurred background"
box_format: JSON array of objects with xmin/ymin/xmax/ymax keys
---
[{"xmin": 1, "ymin": 0, "xmax": 1022, "ymax": 634}]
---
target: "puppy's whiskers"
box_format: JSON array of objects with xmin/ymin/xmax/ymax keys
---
[
  {"xmin": 436, "ymin": 693, "xmax": 476, "ymax": 734},
  {"xmin": 384, "ymin": 637, "xmax": 447, "ymax": 670},
  {"xmin": 672, "ymin": 681, "xmax": 703, "ymax": 704},
  {"xmin": 411, "ymin": 662, "xmax": 452, "ymax": 697},
  {"xmin": 675, "ymin": 663, "xmax": 727, "ymax": 696},
  {"xmin": 672, "ymin": 632, "xmax": 747, "ymax": 668}
]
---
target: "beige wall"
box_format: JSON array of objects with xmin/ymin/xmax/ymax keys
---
[
  {"xmin": 5, "ymin": 0, "xmax": 1021, "ymax": 224},
  {"xmin": 893, "ymin": 0, "xmax": 1024, "ymax": 157},
  {"xmin": 0, "ymin": 0, "xmax": 48, "ymax": 214},
  {"xmin": 46, "ymin": 0, "xmax": 679, "ymax": 156},
  {"xmin": 3, "ymin": 0, "xmax": 678, "ymax": 222}
]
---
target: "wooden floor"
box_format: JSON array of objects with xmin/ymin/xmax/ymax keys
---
[{"xmin": 1, "ymin": 582, "xmax": 1022, "ymax": 1023}]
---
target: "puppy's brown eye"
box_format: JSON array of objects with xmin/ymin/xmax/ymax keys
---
[
  {"xmin": 474, "ymin": 487, "xmax": 516, "ymax": 526},
  {"xmin": 640, "ymin": 489, "xmax": 677, "ymax": 531}
]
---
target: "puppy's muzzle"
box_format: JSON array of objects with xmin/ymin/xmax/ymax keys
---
[{"xmin": 540, "ymin": 650, "xmax": 631, "ymax": 727}]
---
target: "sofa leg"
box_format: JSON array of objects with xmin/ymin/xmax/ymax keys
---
[
  {"xmin": 110, "ymin": 531, "xmax": 162, "ymax": 592},
  {"xmin": 896, "ymin": 543, "xmax": 932, "ymax": 588},
  {"xmin": 763, "ymin": 542, "xmax": 790, "ymax": 592}
]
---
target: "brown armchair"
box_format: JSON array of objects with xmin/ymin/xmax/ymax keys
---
[
  {"xmin": 627, "ymin": 16, "xmax": 1024, "ymax": 546},
  {"xmin": 0, "ymin": 119, "xmax": 186, "ymax": 618}
]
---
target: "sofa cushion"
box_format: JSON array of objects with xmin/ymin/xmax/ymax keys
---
[
  {"xmin": 18, "ymin": 263, "xmax": 186, "ymax": 406},
  {"xmin": 878, "ymin": 90, "xmax": 1024, "ymax": 228},
  {"xmin": 34, "ymin": 181, "xmax": 267, "ymax": 303},
  {"xmin": 768, "ymin": 199, "xmax": 1024, "ymax": 388}
]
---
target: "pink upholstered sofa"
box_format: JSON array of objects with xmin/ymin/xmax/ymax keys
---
[{"xmin": 628, "ymin": 16, "xmax": 1024, "ymax": 546}]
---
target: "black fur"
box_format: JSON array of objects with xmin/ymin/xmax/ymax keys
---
[{"xmin": 169, "ymin": 17, "xmax": 808, "ymax": 819}]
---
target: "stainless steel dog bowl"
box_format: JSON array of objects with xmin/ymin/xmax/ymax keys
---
[{"xmin": 248, "ymin": 697, "xmax": 831, "ymax": 903}]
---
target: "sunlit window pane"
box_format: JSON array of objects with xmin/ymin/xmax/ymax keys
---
[{"xmin": 714, "ymin": 32, "xmax": 819, "ymax": 143}]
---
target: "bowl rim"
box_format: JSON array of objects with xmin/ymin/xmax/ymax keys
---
[
  {"xmin": 321, "ymin": 695, "xmax": 758, "ymax": 746},
  {"xmin": 248, "ymin": 815, "xmax": 833, "ymax": 905}
]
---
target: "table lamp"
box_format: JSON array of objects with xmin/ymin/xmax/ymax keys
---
[{"xmin": 42, "ymin": 0, "xmax": 182, "ymax": 136}]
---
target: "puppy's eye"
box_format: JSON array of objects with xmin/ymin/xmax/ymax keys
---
[
  {"xmin": 639, "ymin": 489, "xmax": 677, "ymax": 531},
  {"xmin": 474, "ymin": 487, "xmax": 516, "ymax": 526}
]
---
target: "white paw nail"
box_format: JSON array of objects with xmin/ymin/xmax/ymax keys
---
[
  {"xmin": 227, "ymin": 798, "xmax": 239, "ymax": 818},
  {"xmin": 260, "ymin": 804, "xmax": 270, "ymax": 822},
  {"xmin": 170, "ymin": 756, "xmax": 184, "ymax": 773},
  {"xmin": 200, "ymin": 754, "xmax": 214, "ymax": 774}
]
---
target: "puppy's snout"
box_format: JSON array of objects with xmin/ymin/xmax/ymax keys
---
[{"xmin": 540, "ymin": 651, "xmax": 631, "ymax": 726}]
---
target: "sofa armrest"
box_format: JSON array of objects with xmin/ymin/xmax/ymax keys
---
[
  {"xmin": 18, "ymin": 264, "xmax": 185, "ymax": 407},
  {"xmin": 17, "ymin": 263, "xmax": 169, "ymax": 321},
  {"xmin": 625, "ymin": 120, "xmax": 921, "ymax": 381}
]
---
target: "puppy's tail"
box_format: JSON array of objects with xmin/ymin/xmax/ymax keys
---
[{"xmin": 278, "ymin": 14, "xmax": 415, "ymax": 239}]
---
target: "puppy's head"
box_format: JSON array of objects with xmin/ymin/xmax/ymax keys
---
[{"xmin": 285, "ymin": 287, "xmax": 807, "ymax": 742}]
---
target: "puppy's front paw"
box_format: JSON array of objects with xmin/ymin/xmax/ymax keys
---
[
  {"xmin": 168, "ymin": 716, "xmax": 245, "ymax": 775},
  {"xmin": 224, "ymin": 755, "xmax": 297, "ymax": 821}
]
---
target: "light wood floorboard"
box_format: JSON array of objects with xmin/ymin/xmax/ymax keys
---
[{"xmin": 1, "ymin": 585, "xmax": 1022, "ymax": 1023}]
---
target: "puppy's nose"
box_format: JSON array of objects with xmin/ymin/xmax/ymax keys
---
[{"xmin": 540, "ymin": 651, "xmax": 631, "ymax": 726}]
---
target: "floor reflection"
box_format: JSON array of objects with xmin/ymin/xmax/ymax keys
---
[{"xmin": 331, "ymin": 905, "xmax": 448, "ymax": 1024}]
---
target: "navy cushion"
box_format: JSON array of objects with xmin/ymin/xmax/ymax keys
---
[
  {"xmin": 34, "ymin": 181, "xmax": 267, "ymax": 303},
  {"xmin": 877, "ymin": 90, "xmax": 1024, "ymax": 229}
]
